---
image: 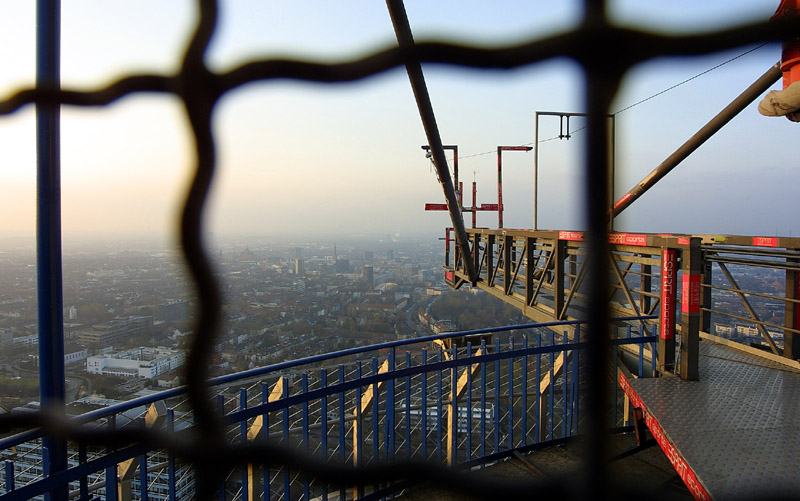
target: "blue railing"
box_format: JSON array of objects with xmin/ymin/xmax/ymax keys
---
[{"xmin": 0, "ymin": 317, "xmax": 656, "ymax": 500}]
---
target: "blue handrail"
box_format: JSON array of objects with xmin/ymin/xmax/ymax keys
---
[
  {"xmin": 1, "ymin": 316, "xmax": 657, "ymax": 500},
  {"xmin": 0, "ymin": 316, "xmax": 655, "ymax": 452}
]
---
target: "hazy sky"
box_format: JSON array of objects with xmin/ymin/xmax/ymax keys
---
[{"xmin": 0, "ymin": 1, "xmax": 796, "ymax": 249}]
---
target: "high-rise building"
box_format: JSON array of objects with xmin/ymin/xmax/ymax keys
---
[{"xmin": 362, "ymin": 264, "xmax": 374, "ymax": 288}]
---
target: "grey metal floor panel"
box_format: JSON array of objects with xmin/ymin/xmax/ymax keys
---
[{"xmin": 628, "ymin": 341, "xmax": 800, "ymax": 500}]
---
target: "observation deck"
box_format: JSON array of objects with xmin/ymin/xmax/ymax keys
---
[
  {"xmin": 443, "ymin": 228, "xmax": 800, "ymax": 499},
  {"xmin": 3, "ymin": 0, "xmax": 800, "ymax": 498}
]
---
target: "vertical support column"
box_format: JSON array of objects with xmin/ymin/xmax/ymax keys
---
[
  {"xmin": 702, "ymin": 251, "xmax": 713, "ymax": 335},
  {"xmin": 486, "ymin": 234, "xmax": 494, "ymax": 285},
  {"xmin": 659, "ymin": 248, "xmax": 677, "ymax": 373},
  {"xmin": 36, "ymin": 2, "xmax": 67, "ymax": 498},
  {"xmin": 533, "ymin": 112, "xmax": 539, "ymax": 230},
  {"xmin": 503, "ymin": 234, "xmax": 512, "ymax": 294},
  {"xmin": 640, "ymin": 260, "xmax": 652, "ymax": 315},
  {"xmin": 606, "ymin": 115, "xmax": 615, "ymax": 232},
  {"xmin": 472, "ymin": 232, "xmax": 481, "ymax": 282},
  {"xmin": 497, "ymin": 148, "xmax": 504, "ymax": 228},
  {"xmin": 525, "ymin": 236, "xmax": 535, "ymax": 308},
  {"xmin": 680, "ymin": 238, "xmax": 702, "ymax": 380},
  {"xmin": 784, "ymin": 253, "xmax": 800, "ymax": 360},
  {"xmin": 444, "ymin": 228, "xmax": 451, "ymax": 268},
  {"xmin": 553, "ymin": 238, "xmax": 566, "ymax": 320},
  {"xmin": 471, "ymin": 181, "xmax": 477, "ymax": 228}
]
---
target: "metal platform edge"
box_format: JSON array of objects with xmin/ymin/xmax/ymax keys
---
[{"xmin": 617, "ymin": 369, "xmax": 711, "ymax": 501}]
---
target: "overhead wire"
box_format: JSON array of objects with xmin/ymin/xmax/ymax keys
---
[{"xmin": 456, "ymin": 42, "xmax": 770, "ymax": 162}]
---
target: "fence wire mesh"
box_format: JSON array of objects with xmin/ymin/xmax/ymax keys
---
[{"xmin": 0, "ymin": 0, "xmax": 798, "ymax": 499}]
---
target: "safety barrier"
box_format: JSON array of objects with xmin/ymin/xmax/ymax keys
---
[
  {"xmin": 0, "ymin": 318, "xmax": 655, "ymax": 500},
  {"xmin": 446, "ymin": 230, "xmax": 800, "ymax": 380}
]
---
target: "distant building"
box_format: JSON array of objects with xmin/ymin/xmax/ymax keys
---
[
  {"xmin": 715, "ymin": 324, "xmax": 734, "ymax": 338},
  {"xmin": 0, "ymin": 329, "xmax": 12, "ymax": 347},
  {"xmin": 32, "ymin": 343, "xmax": 88, "ymax": 367},
  {"xmin": 11, "ymin": 334, "xmax": 38, "ymax": 349},
  {"xmin": 157, "ymin": 300, "xmax": 189, "ymax": 322},
  {"xmin": 64, "ymin": 343, "xmax": 88, "ymax": 365},
  {"xmin": 295, "ymin": 258, "xmax": 304, "ymax": 275},
  {"xmin": 362, "ymin": 265, "xmax": 374, "ymax": 288},
  {"xmin": 87, "ymin": 346, "xmax": 186, "ymax": 379},
  {"xmin": 736, "ymin": 324, "xmax": 759, "ymax": 337},
  {"xmin": 334, "ymin": 258, "xmax": 350, "ymax": 273},
  {"xmin": 363, "ymin": 251, "xmax": 374, "ymax": 264},
  {"xmin": 78, "ymin": 316, "xmax": 153, "ymax": 345}
]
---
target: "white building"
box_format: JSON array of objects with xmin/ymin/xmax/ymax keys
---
[{"xmin": 87, "ymin": 347, "xmax": 186, "ymax": 379}]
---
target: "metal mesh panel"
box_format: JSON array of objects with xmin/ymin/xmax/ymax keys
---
[{"xmin": 1, "ymin": 1, "xmax": 798, "ymax": 499}]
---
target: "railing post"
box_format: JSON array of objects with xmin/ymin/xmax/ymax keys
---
[
  {"xmin": 486, "ymin": 234, "xmax": 495, "ymax": 286},
  {"xmin": 239, "ymin": 388, "xmax": 248, "ymax": 501},
  {"xmin": 658, "ymin": 246, "xmax": 677, "ymax": 373},
  {"xmin": 503, "ymin": 234, "xmax": 512, "ymax": 294},
  {"xmin": 167, "ymin": 409, "xmax": 176, "ymax": 501},
  {"xmin": 701, "ymin": 250, "xmax": 713, "ymax": 335},
  {"xmin": 553, "ymin": 238, "xmax": 566, "ymax": 320},
  {"xmin": 525, "ymin": 236, "xmax": 535, "ymax": 308},
  {"xmin": 785, "ymin": 252, "xmax": 800, "ymax": 360},
  {"xmin": 641, "ymin": 258, "xmax": 652, "ymax": 314},
  {"xmin": 118, "ymin": 402, "xmax": 166, "ymax": 501},
  {"xmin": 474, "ymin": 232, "xmax": 482, "ymax": 282},
  {"xmin": 5, "ymin": 460, "xmax": 14, "ymax": 493},
  {"xmin": 352, "ymin": 359, "xmax": 388, "ymax": 498},
  {"xmin": 446, "ymin": 344, "xmax": 483, "ymax": 465},
  {"xmin": 679, "ymin": 237, "xmax": 702, "ymax": 380}
]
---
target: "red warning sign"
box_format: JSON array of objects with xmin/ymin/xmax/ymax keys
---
[
  {"xmin": 681, "ymin": 274, "xmax": 701, "ymax": 314},
  {"xmin": 660, "ymin": 249, "xmax": 677, "ymax": 339}
]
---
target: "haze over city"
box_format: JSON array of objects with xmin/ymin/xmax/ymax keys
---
[{"xmin": 1, "ymin": 0, "xmax": 797, "ymax": 251}]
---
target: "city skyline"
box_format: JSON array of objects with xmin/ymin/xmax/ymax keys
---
[{"xmin": 1, "ymin": 1, "xmax": 797, "ymax": 249}]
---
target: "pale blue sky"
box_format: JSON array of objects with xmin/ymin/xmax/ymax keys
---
[{"xmin": 0, "ymin": 1, "xmax": 795, "ymax": 248}]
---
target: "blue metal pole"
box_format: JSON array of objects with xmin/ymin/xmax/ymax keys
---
[
  {"xmin": 261, "ymin": 382, "xmax": 270, "ymax": 501},
  {"xmin": 371, "ymin": 357, "xmax": 379, "ymax": 474},
  {"xmin": 421, "ymin": 349, "xmax": 427, "ymax": 460},
  {"xmin": 302, "ymin": 374, "xmax": 310, "ymax": 501},
  {"xmin": 337, "ymin": 365, "xmax": 345, "ymax": 501},
  {"xmin": 5, "ymin": 460, "xmax": 15, "ymax": 492},
  {"xmin": 466, "ymin": 341, "xmax": 473, "ymax": 463},
  {"xmin": 106, "ymin": 415, "xmax": 118, "ymax": 501},
  {"xmin": 320, "ymin": 369, "xmax": 328, "ymax": 501},
  {"xmin": 36, "ymin": 1, "xmax": 66, "ymax": 499},
  {"xmin": 449, "ymin": 344, "xmax": 457, "ymax": 464},
  {"xmin": 404, "ymin": 352, "xmax": 411, "ymax": 460},
  {"xmin": 507, "ymin": 337, "xmax": 513, "ymax": 451},
  {"xmin": 217, "ymin": 395, "xmax": 226, "ymax": 501},
  {"xmin": 521, "ymin": 336, "xmax": 528, "ymax": 446},
  {"xmin": 239, "ymin": 388, "xmax": 248, "ymax": 501},
  {"xmin": 167, "ymin": 410, "xmax": 176, "ymax": 501},
  {"xmin": 480, "ymin": 340, "xmax": 486, "ymax": 462},
  {"xmin": 534, "ymin": 334, "xmax": 541, "ymax": 443},
  {"xmin": 139, "ymin": 452, "xmax": 149, "ymax": 501},
  {"xmin": 493, "ymin": 338, "xmax": 500, "ymax": 454},
  {"xmin": 387, "ymin": 347, "xmax": 396, "ymax": 463},
  {"xmin": 548, "ymin": 332, "xmax": 555, "ymax": 441},
  {"xmin": 436, "ymin": 351, "xmax": 443, "ymax": 462},
  {"xmin": 281, "ymin": 380, "xmax": 290, "ymax": 501}
]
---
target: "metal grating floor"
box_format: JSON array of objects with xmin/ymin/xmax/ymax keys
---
[{"xmin": 625, "ymin": 340, "xmax": 800, "ymax": 500}]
